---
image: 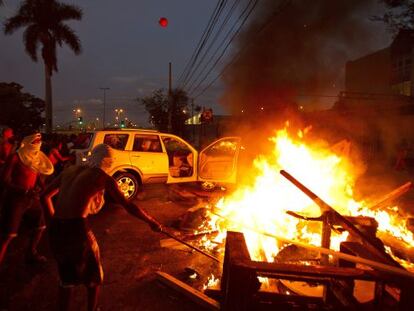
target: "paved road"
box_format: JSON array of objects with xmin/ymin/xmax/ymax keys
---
[
  {"xmin": 0, "ymin": 184, "xmax": 221, "ymax": 311},
  {"xmin": 2, "ymin": 164, "xmax": 413, "ymax": 311}
]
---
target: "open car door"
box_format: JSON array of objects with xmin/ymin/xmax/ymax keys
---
[
  {"xmin": 198, "ymin": 137, "xmax": 241, "ymax": 184},
  {"xmin": 161, "ymin": 134, "xmax": 199, "ymax": 183}
]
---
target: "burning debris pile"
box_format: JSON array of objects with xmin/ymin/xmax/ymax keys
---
[{"xmin": 159, "ymin": 124, "xmax": 414, "ymax": 310}]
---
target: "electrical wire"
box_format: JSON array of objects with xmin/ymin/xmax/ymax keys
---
[
  {"xmin": 187, "ymin": 0, "xmax": 257, "ymax": 96},
  {"xmin": 181, "ymin": 0, "xmax": 241, "ymax": 90},
  {"xmin": 192, "ymin": 0, "xmax": 292, "ymax": 99},
  {"xmin": 177, "ymin": 0, "xmax": 227, "ymax": 87}
]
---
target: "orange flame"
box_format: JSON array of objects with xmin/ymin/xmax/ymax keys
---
[{"xmin": 201, "ymin": 125, "xmax": 414, "ymax": 271}]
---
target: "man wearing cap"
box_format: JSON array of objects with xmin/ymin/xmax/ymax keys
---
[
  {"xmin": 0, "ymin": 132, "xmax": 54, "ymax": 264},
  {"xmin": 41, "ymin": 143, "xmax": 163, "ymax": 311}
]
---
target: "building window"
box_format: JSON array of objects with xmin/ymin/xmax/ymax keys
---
[{"xmin": 391, "ymin": 81, "xmax": 411, "ymax": 96}]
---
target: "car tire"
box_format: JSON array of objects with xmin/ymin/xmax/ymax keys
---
[{"xmin": 114, "ymin": 172, "xmax": 139, "ymax": 200}]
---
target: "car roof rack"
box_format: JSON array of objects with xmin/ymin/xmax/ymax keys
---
[{"xmin": 96, "ymin": 128, "xmax": 159, "ymax": 133}]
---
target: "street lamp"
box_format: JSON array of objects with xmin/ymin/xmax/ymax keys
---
[
  {"xmin": 99, "ymin": 87, "xmax": 110, "ymax": 129},
  {"xmin": 73, "ymin": 108, "xmax": 82, "ymax": 127},
  {"xmin": 73, "ymin": 108, "xmax": 81, "ymax": 118},
  {"xmin": 114, "ymin": 108, "xmax": 124, "ymax": 125}
]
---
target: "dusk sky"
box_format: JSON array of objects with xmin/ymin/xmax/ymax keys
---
[
  {"xmin": 1, "ymin": 0, "xmax": 229, "ymax": 128},
  {"xmin": 1, "ymin": 0, "xmax": 392, "ymax": 128}
]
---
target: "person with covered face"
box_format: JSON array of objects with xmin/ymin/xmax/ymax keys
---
[
  {"xmin": 41, "ymin": 143, "xmax": 163, "ymax": 311},
  {"xmin": 0, "ymin": 132, "xmax": 54, "ymax": 265}
]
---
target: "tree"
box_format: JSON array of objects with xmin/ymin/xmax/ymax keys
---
[
  {"xmin": 138, "ymin": 88, "xmax": 190, "ymax": 135},
  {"xmin": 0, "ymin": 82, "xmax": 45, "ymax": 132},
  {"xmin": 3, "ymin": 0, "xmax": 82, "ymax": 134},
  {"xmin": 376, "ymin": 0, "xmax": 414, "ymax": 33}
]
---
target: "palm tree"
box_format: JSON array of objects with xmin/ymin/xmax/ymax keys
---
[{"xmin": 3, "ymin": 0, "xmax": 82, "ymax": 133}]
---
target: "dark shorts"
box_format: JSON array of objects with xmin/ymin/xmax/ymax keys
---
[
  {"xmin": 0, "ymin": 187, "xmax": 46, "ymax": 237},
  {"xmin": 49, "ymin": 218, "xmax": 103, "ymax": 287}
]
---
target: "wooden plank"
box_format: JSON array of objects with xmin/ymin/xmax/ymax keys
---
[
  {"xmin": 368, "ymin": 182, "xmax": 413, "ymax": 210},
  {"xmin": 340, "ymin": 242, "xmax": 392, "ymax": 266},
  {"xmin": 222, "ymin": 232, "xmax": 260, "ymax": 311},
  {"xmin": 156, "ymin": 271, "xmax": 220, "ymax": 311},
  {"xmin": 226, "ymin": 231, "xmax": 252, "ymax": 262},
  {"xmin": 212, "ymin": 212, "xmax": 414, "ymax": 280},
  {"xmin": 280, "ymin": 170, "xmax": 401, "ymax": 268},
  {"xmin": 236, "ymin": 261, "xmax": 383, "ymax": 281}
]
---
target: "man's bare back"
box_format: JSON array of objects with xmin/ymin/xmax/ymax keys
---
[{"xmin": 49, "ymin": 165, "xmax": 128, "ymax": 219}]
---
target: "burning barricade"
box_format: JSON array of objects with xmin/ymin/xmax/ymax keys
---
[{"xmin": 158, "ymin": 125, "xmax": 414, "ymax": 310}]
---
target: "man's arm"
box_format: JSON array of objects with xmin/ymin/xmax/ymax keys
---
[
  {"xmin": 105, "ymin": 177, "xmax": 162, "ymax": 232},
  {"xmin": 40, "ymin": 174, "xmax": 61, "ymax": 217},
  {"xmin": 51, "ymin": 148, "xmax": 71, "ymax": 162}
]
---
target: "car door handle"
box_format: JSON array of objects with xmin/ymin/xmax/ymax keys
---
[{"xmin": 132, "ymin": 155, "xmax": 141, "ymax": 158}]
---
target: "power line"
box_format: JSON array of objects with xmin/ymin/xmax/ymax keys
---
[
  {"xmin": 177, "ymin": 0, "xmax": 227, "ymax": 87},
  {"xmin": 187, "ymin": 0, "xmax": 257, "ymax": 96},
  {"xmin": 178, "ymin": 0, "xmax": 227, "ymax": 87},
  {"xmin": 181, "ymin": 0, "xmax": 241, "ymax": 91},
  {"xmin": 192, "ymin": 0, "xmax": 292, "ymax": 100}
]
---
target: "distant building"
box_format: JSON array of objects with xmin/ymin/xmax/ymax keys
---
[
  {"xmin": 346, "ymin": 30, "xmax": 414, "ymax": 97},
  {"xmin": 322, "ymin": 30, "xmax": 414, "ymax": 161}
]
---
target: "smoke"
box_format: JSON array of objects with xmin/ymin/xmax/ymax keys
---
[{"xmin": 221, "ymin": 0, "xmax": 389, "ymax": 115}]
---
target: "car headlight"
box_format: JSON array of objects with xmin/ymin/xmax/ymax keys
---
[{"xmin": 79, "ymin": 151, "xmax": 91, "ymax": 163}]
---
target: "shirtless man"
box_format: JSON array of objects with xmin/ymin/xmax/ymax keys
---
[
  {"xmin": 0, "ymin": 132, "xmax": 54, "ymax": 264},
  {"xmin": 41, "ymin": 144, "xmax": 163, "ymax": 311}
]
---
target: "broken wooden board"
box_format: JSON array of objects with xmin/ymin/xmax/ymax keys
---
[
  {"xmin": 368, "ymin": 182, "xmax": 413, "ymax": 210},
  {"xmin": 156, "ymin": 271, "xmax": 220, "ymax": 311}
]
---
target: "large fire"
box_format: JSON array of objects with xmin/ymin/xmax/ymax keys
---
[{"xmin": 199, "ymin": 124, "xmax": 414, "ymax": 272}]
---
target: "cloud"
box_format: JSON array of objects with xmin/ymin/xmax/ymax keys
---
[
  {"xmin": 72, "ymin": 98, "xmax": 102, "ymax": 106},
  {"xmin": 111, "ymin": 76, "xmax": 139, "ymax": 84}
]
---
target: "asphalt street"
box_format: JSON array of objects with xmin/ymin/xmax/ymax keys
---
[{"xmin": 0, "ymin": 183, "xmax": 221, "ymax": 311}]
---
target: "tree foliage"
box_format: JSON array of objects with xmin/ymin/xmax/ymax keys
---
[
  {"xmin": 138, "ymin": 88, "xmax": 190, "ymax": 135},
  {"xmin": 3, "ymin": 0, "xmax": 83, "ymax": 133},
  {"xmin": 376, "ymin": 0, "xmax": 414, "ymax": 33},
  {"xmin": 3, "ymin": 0, "xmax": 82, "ymax": 75},
  {"xmin": 0, "ymin": 82, "xmax": 45, "ymax": 132}
]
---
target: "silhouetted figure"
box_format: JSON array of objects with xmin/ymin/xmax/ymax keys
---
[
  {"xmin": 48, "ymin": 140, "xmax": 71, "ymax": 176},
  {"xmin": 0, "ymin": 132, "xmax": 54, "ymax": 264},
  {"xmin": 42, "ymin": 144, "xmax": 162, "ymax": 311},
  {"xmin": 394, "ymin": 140, "xmax": 409, "ymax": 171},
  {"xmin": 0, "ymin": 127, "xmax": 16, "ymax": 167}
]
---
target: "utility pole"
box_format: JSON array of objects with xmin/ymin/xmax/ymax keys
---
[
  {"xmin": 99, "ymin": 87, "xmax": 110, "ymax": 129},
  {"xmin": 167, "ymin": 62, "xmax": 172, "ymax": 133}
]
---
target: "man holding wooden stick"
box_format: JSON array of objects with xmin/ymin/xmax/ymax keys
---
[{"xmin": 42, "ymin": 144, "xmax": 163, "ymax": 311}]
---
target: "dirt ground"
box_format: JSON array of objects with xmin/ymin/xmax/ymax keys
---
[{"xmin": 0, "ymin": 183, "xmax": 222, "ymax": 311}]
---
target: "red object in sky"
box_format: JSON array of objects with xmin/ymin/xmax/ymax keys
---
[{"xmin": 159, "ymin": 17, "xmax": 168, "ymax": 28}]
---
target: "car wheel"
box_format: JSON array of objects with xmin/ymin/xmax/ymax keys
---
[
  {"xmin": 115, "ymin": 172, "xmax": 139, "ymax": 200},
  {"xmin": 200, "ymin": 181, "xmax": 216, "ymax": 191}
]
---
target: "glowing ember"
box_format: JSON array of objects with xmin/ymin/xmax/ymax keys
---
[{"xmin": 199, "ymin": 124, "xmax": 414, "ymax": 277}]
